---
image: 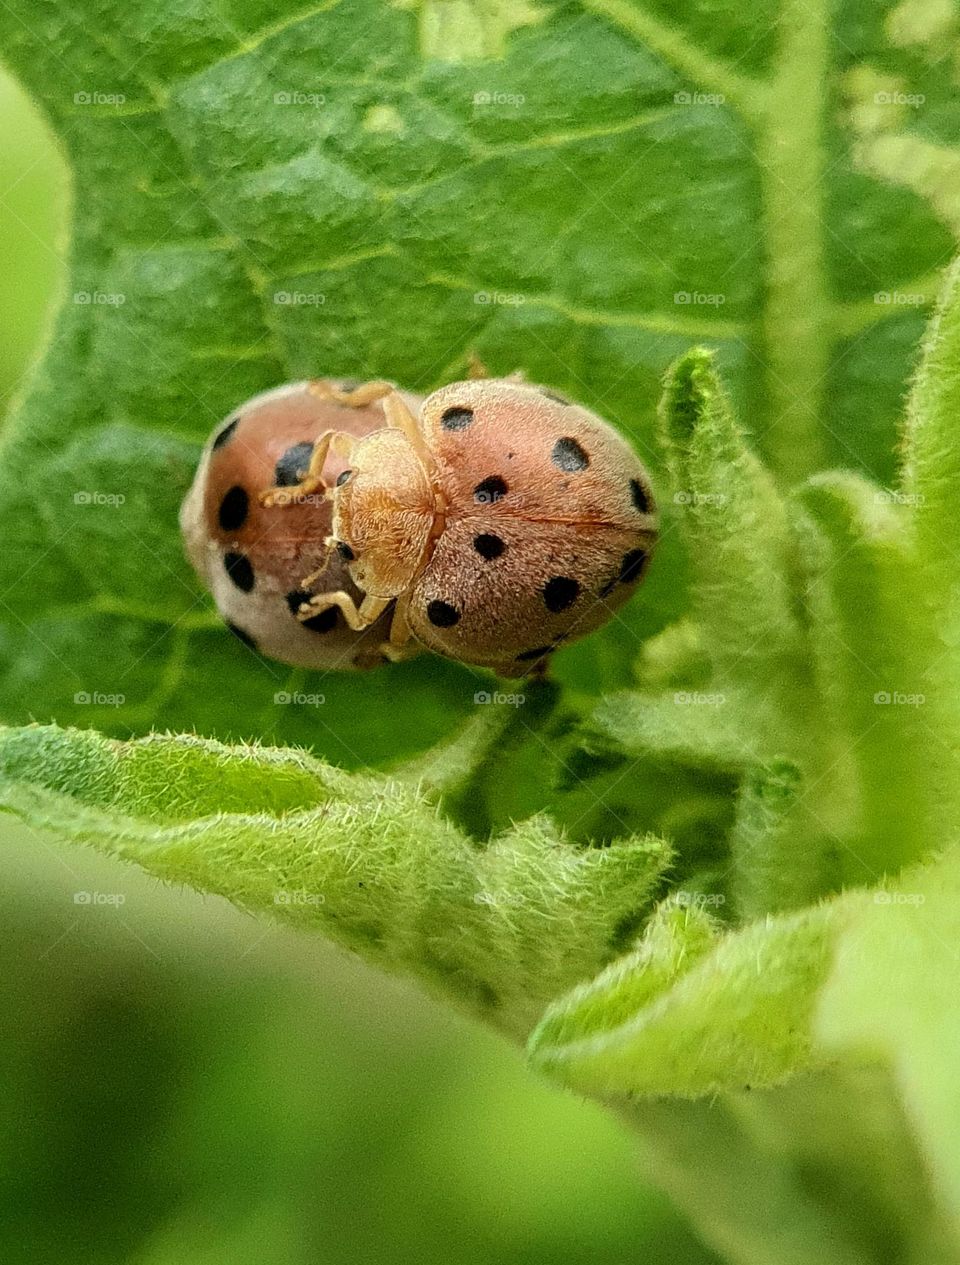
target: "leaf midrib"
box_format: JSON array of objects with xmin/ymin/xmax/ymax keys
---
[{"xmin": 583, "ymin": 0, "xmax": 832, "ymax": 482}]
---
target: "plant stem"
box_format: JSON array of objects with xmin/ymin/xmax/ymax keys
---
[{"xmin": 755, "ymin": 0, "xmax": 831, "ymax": 483}]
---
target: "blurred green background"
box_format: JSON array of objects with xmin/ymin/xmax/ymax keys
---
[{"xmin": 0, "ymin": 68, "xmax": 717, "ymax": 1265}]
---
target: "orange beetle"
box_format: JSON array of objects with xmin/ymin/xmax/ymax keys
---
[
  {"xmin": 180, "ymin": 379, "xmax": 423, "ymax": 670},
  {"xmin": 260, "ymin": 377, "xmax": 658, "ymax": 676}
]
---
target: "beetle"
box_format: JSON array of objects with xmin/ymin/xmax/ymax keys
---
[{"xmin": 259, "ymin": 376, "xmax": 658, "ymax": 676}]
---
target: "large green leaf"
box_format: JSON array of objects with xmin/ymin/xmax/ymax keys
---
[
  {"xmin": 0, "ymin": 0, "xmax": 958, "ymax": 758},
  {"xmin": 0, "ymin": 723, "xmax": 669, "ymax": 1038}
]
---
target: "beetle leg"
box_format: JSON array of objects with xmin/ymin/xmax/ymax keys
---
[
  {"xmin": 309, "ymin": 378, "xmax": 395, "ymax": 408},
  {"xmin": 293, "ymin": 590, "xmax": 390, "ymax": 631},
  {"xmin": 259, "ymin": 429, "xmax": 355, "ymax": 507},
  {"xmin": 379, "ymin": 600, "xmax": 415, "ymax": 661}
]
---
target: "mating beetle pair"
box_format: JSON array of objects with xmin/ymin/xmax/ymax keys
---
[{"xmin": 181, "ymin": 375, "xmax": 658, "ymax": 676}]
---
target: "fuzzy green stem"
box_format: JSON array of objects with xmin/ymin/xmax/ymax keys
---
[{"xmin": 755, "ymin": 0, "xmax": 831, "ymax": 483}]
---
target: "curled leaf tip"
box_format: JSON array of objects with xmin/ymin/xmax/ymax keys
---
[{"xmin": 659, "ymin": 346, "xmax": 721, "ymax": 444}]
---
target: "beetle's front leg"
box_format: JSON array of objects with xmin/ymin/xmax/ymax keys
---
[
  {"xmin": 259, "ymin": 429, "xmax": 355, "ymax": 507},
  {"xmin": 293, "ymin": 589, "xmax": 390, "ymax": 631}
]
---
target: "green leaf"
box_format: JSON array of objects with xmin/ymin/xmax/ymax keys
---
[
  {"xmin": 0, "ymin": 724, "xmax": 669, "ymax": 1038},
  {"xmin": 1, "ymin": 0, "xmax": 959, "ymax": 747},
  {"xmin": 816, "ymin": 843, "xmax": 960, "ymax": 1240},
  {"xmin": 530, "ymin": 849, "xmax": 960, "ymax": 1258},
  {"xmin": 792, "ymin": 472, "xmax": 942, "ymax": 878},
  {"xmin": 528, "ymin": 893, "xmax": 843, "ymax": 1097},
  {"xmin": 530, "ymin": 832, "xmax": 960, "ymax": 1235},
  {"xmin": 902, "ymin": 256, "xmax": 960, "ymax": 666},
  {"xmin": 658, "ymin": 348, "xmax": 805, "ymax": 728}
]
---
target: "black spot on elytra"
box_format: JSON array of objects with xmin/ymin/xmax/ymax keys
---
[
  {"xmin": 218, "ymin": 485, "xmax": 249, "ymax": 532},
  {"xmin": 274, "ymin": 441, "xmax": 314, "ymax": 487},
  {"xmin": 427, "ymin": 599, "xmax": 460, "ymax": 627},
  {"xmin": 224, "ymin": 551, "xmax": 254, "ymax": 592},
  {"xmin": 441, "ymin": 406, "xmax": 474, "ymax": 431},
  {"xmin": 473, "ymin": 533, "xmax": 505, "ymax": 560},
  {"xmin": 541, "ymin": 388, "xmax": 571, "ymax": 405},
  {"xmin": 630, "ymin": 477, "xmax": 652, "ymax": 514},
  {"xmin": 551, "ymin": 437, "xmax": 589, "ymax": 472},
  {"xmin": 543, "ymin": 575, "xmax": 580, "ymax": 612},
  {"xmin": 226, "ymin": 621, "xmax": 257, "ymax": 649},
  {"xmin": 285, "ymin": 588, "xmax": 338, "ymax": 632},
  {"xmin": 335, "ymin": 469, "xmax": 353, "ymax": 487},
  {"xmin": 212, "ymin": 415, "xmax": 240, "ymax": 450},
  {"xmin": 303, "ymin": 606, "xmax": 338, "ymax": 633},
  {"xmin": 620, "ymin": 548, "xmax": 648, "ymax": 583},
  {"xmin": 516, "ymin": 645, "xmax": 553, "ymax": 661},
  {"xmin": 336, "ymin": 541, "xmax": 355, "ymax": 562},
  {"xmin": 474, "ymin": 476, "xmax": 507, "ymax": 504}
]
